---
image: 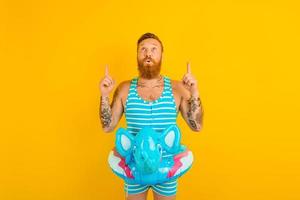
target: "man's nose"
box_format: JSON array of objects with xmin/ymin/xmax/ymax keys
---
[{"xmin": 146, "ymin": 50, "xmax": 152, "ymax": 57}]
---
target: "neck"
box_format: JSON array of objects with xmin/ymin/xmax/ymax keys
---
[
  {"xmin": 138, "ymin": 74, "xmax": 163, "ymax": 87},
  {"xmin": 139, "ymin": 74, "xmax": 161, "ymax": 81}
]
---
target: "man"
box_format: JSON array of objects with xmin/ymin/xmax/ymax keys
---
[{"xmin": 99, "ymin": 33, "xmax": 204, "ymax": 200}]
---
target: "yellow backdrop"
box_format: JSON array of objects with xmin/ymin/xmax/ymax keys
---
[{"xmin": 1, "ymin": 0, "xmax": 300, "ymax": 199}]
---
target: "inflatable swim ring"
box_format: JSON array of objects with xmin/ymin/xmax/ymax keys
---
[{"xmin": 108, "ymin": 125, "xmax": 193, "ymax": 185}]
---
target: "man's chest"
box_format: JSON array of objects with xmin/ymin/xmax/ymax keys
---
[
  {"xmin": 121, "ymin": 81, "xmax": 182, "ymax": 111},
  {"xmin": 137, "ymin": 87, "xmax": 164, "ymax": 102},
  {"xmin": 121, "ymin": 85, "xmax": 181, "ymax": 112}
]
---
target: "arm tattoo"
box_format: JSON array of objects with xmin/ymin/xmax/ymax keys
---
[
  {"xmin": 186, "ymin": 96, "xmax": 204, "ymax": 130},
  {"xmin": 100, "ymin": 96, "xmax": 112, "ymax": 128}
]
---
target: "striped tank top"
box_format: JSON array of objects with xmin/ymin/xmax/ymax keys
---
[
  {"xmin": 125, "ymin": 76, "xmax": 179, "ymax": 158},
  {"xmin": 125, "ymin": 75, "xmax": 178, "ymax": 135}
]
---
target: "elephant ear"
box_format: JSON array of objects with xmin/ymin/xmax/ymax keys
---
[
  {"xmin": 115, "ymin": 128, "xmax": 135, "ymax": 157},
  {"xmin": 160, "ymin": 125, "xmax": 181, "ymax": 153}
]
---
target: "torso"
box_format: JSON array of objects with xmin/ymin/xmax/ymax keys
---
[
  {"xmin": 122, "ymin": 76, "xmax": 177, "ymax": 139},
  {"xmin": 119, "ymin": 78, "xmax": 182, "ymax": 113}
]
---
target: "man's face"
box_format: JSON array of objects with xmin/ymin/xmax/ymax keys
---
[{"xmin": 137, "ymin": 38, "xmax": 162, "ymax": 79}]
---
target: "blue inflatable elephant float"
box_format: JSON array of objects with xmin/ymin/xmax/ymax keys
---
[{"xmin": 108, "ymin": 125, "xmax": 193, "ymax": 185}]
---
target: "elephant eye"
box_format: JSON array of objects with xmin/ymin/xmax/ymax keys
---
[
  {"xmin": 157, "ymin": 144, "xmax": 163, "ymax": 155},
  {"xmin": 132, "ymin": 146, "xmax": 136, "ymax": 154}
]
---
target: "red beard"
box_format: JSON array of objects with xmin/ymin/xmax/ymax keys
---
[{"xmin": 137, "ymin": 57, "xmax": 161, "ymax": 79}]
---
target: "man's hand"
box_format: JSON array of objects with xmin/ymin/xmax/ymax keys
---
[
  {"xmin": 182, "ymin": 62, "xmax": 199, "ymax": 96},
  {"xmin": 99, "ymin": 64, "xmax": 115, "ymax": 132},
  {"xmin": 99, "ymin": 64, "xmax": 115, "ymax": 97},
  {"xmin": 179, "ymin": 61, "xmax": 203, "ymax": 132}
]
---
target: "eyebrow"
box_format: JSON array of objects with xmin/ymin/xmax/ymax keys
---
[{"xmin": 140, "ymin": 41, "xmax": 160, "ymax": 46}]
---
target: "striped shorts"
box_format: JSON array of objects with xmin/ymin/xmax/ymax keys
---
[{"xmin": 124, "ymin": 179, "xmax": 178, "ymax": 197}]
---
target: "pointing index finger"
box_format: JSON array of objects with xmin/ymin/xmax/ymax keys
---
[
  {"xmin": 187, "ymin": 62, "xmax": 191, "ymax": 74},
  {"xmin": 105, "ymin": 64, "xmax": 109, "ymax": 76}
]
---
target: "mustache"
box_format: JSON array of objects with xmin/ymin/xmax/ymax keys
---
[{"xmin": 144, "ymin": 56, "xmax": 153, "ymax": 61}]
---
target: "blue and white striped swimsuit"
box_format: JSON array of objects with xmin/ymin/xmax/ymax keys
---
[{"xmin": 124, "ymin": 75, "xmax": 179, "ymax": 197}]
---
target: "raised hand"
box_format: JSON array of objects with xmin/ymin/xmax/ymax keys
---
[
  {"xmin": 99, "ymin": 64, "xmax": 115, "ymax": 97},
  {"xmin": 182, "ymin": 62, "xmax": 199, "ymax": 96}
]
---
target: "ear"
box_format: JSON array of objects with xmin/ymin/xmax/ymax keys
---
[
  {"xmin": 160, "ymin": 125, "xmax": 181, "ymax": 153},
  {"xmin": 115, "ymin": 128, "xmax": 135, "ymax": 157}
]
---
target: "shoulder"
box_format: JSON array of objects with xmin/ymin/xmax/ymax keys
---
[
  {"xmin": 117, "ymin": 80, "xmax": 131, "ymax": 91},
  {"xmin": 114, "ymin": 80, "xmax": 132, "ymax": 98},
  {"xmin": 170, "ymin": 79, "xmax": 182, "ymax": 88},
  {"xmin": 170, "ymin": 79, "xmax": 190, "ymax": 99},
  {"xmin": 170, "ymin": 79, "xmax": 185, "ymax": 92}
]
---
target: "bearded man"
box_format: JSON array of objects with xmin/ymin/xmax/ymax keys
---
[{"xmin": 99, "ymin": 33, "xmax": 204, "ymax": 200}]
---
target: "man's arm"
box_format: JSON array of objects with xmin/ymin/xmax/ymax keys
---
[
  {"xmin": 99, "ymin": 84, "xmax": 124, "ymax": 133},
  {"xmin": 178, "ymin": 82, "xmax": 204, "ymax": 132}
]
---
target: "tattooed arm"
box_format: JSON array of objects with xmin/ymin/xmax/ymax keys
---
[
  {"xmin": 186, "ymin": 95, "xmax": 204, "ymax": 131},
  {"xmin": 99, "ymin": 83, "xmax": 127, "ymax": 133},
  {"xmin": 178, "ymin": 82, "xmax": 204, "ymax": 132},
  {"xmin": 100, "ymin": 95, "xmax": 112, "ymax": 131}
]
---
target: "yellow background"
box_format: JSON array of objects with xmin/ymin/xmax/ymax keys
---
[{"xmin": 1, "ymin": 0, "xmax": 300, "ymax": 199}]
